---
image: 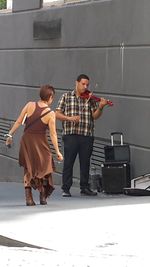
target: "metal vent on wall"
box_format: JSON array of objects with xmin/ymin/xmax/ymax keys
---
[
  {"xmin": 91, "ymin": 137, "xmax": 109, "ymax": 170},
  {"xmin": 0, "ymin": 118, "xmax": 110, "ymax": 175},
  {"xmin": 0, "ymin": 118, "xmax": 13, "ymax": 148},
  {"xmin": 48, "ymin": 131, "xmax": 110, "ymax": 174},
  {"xmin": 33, "ymin": 19, "xmax": 61, "ymax": 40},
  {"xmin": 47, "ymin": 129, "xmax": 63, "ymax": 173}
]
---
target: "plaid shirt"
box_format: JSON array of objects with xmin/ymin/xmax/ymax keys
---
[{"xmin": 56, "ymin": 90, "xmax": 98, "ymax": 136}]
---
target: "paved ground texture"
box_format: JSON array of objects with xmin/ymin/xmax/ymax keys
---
[{"xmin": 0, "ymin": 182, "xmax": 150, "ymax": 266}]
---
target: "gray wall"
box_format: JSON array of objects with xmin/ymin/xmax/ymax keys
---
[{"xmin": 0, "ymin": 0, "xmax": 150, "ymax": 183}]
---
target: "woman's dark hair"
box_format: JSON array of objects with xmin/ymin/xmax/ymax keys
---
[
  {"xmin": 40, "ymin": 84, "xmax": 55, "ymax": 101},
  {"xmin": 76, "ymin": 74, "xmax": 89, "ymax": 82}
]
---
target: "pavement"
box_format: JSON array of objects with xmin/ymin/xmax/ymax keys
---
[{"xmin": 0, "ymin": 181, "xmax": 150, "ymax": 266}]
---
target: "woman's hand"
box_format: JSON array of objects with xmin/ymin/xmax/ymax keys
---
[
  {"xmin": 56, "ymin": 151, "xmax": 63, "ymax": 161},
  {"xmin": 5, "ymin": 136, "xmax": 13, "ymax": 148}
]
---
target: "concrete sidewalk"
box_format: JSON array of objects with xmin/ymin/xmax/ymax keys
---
[{"xmin": 0, "ymin": 181, "xmax": 150, "ymax": 266}]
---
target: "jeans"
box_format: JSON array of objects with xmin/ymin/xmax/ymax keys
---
[{"xmin": 62, "ymin": 134, "xmax": 94, "ymax": 191}]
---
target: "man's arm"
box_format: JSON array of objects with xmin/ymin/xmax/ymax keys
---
[
  {"xmin": 55, "ymin": 110, "xmax": 80, "ymax": 123},
  {"xmin": 92, "ymin": 98, "xmax": 108, "ymax": 120}
]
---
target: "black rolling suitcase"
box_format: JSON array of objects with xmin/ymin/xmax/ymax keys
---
[
  {"xmin": 101, "ymin": 132, "xmax": 131, "ymax": 194},
  {"xmin": 104, "ymin": 132, "xmax": 130, "ymax": 162}
]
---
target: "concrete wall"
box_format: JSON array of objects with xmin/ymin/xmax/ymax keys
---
[{"xmin": 0, "ymin": 0, "xmax": 150, "ymax": 183}]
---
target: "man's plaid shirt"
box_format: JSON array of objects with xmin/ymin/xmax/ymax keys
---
[{"xmin": 56, "ymin": 90, "xmax": 98, "ymax": 136}]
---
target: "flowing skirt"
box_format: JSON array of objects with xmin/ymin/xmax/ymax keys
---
[{"xmin": 19, "ymin": 132, "xmax": 55, "ymax": 196}]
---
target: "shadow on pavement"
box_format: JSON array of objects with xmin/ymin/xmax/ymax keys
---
[{"xmin": 0, "ymin": 235, "xmax": 54, "ymax": 250}]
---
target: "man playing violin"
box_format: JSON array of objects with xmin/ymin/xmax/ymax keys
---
[{"xmin": 56, "ymin": 74, "xmax": 108, "ymax": 197}]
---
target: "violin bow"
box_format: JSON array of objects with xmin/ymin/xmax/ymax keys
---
[{"xmin": 82, "ymin": 93, "xmax": 92, "ymax": 111}]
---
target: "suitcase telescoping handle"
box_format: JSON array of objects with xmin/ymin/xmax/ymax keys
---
[{"xmin": 110, "ymin": 132, "xmax": 123, "ymax": 146}]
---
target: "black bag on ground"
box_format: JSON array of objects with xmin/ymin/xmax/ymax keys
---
[
  {"xmin": 123, "ymin": 187, "xmax": 150, "ymax": 196},
  {"xmin": 101, "ymin": 162, "xmax": 131, "ymax": 194}
]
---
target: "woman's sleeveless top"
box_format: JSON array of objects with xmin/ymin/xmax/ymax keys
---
[{"xmin": 24, "ymin": 102, "xmax": 50, "ymax": 134}]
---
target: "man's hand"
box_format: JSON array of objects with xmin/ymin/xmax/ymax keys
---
[
  {"xmin": 69, "ymin": 115, "xmax": 80, "ymax": 123},
  {"xmin": 99, "ymin": 97, "xmax": 108, "ymax": 109}
]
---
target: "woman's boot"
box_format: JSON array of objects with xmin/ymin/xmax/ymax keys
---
[
  {"xmin": 39, "ymin": 186, "xmax": 47, "ymax": 205},
  {"xmin": 25, "ymin": 187, "xmax": 36, "ymax": 206}
]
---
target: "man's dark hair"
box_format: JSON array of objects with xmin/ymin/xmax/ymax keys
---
[
  {"xmin": 40, "ymin": 84, "xmax": 55, "ymax": 101},
  {"xmin": 76, "ymin": 74, "xmax": 89, "ymax": 82}
]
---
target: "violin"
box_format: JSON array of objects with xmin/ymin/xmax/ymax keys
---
[{"xmin": 80, "ymin": 90, "xmax": 113, "ymax": 106}]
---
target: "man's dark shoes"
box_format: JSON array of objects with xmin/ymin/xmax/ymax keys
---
[
  {"xmin": 80, "ymin": 188, "xmax": 97, "ymax": 196},
  {"xmin": 62, "ymin": 190, "xmax": 71, "ymax": 197}
]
